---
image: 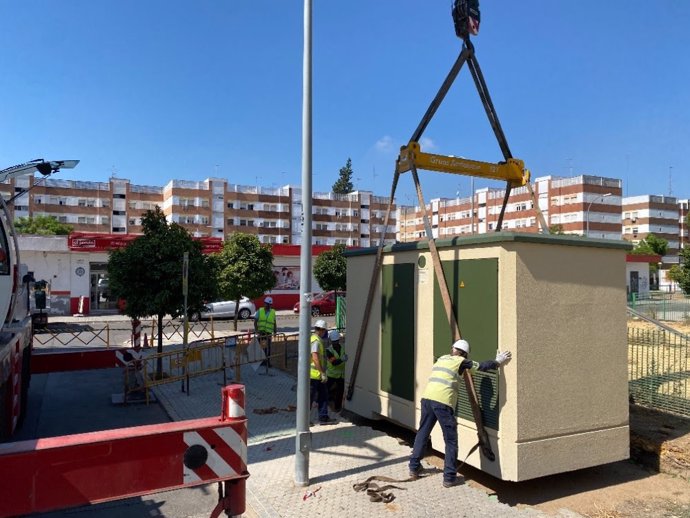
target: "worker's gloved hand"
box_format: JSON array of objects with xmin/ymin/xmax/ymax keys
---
[
  {"xmin": 495, "ymin": 350, "xmax": 512, "ymax": 366},
  {"xmin": 342, "ymin": 353, "xmax": 349, "ymax": 362},
  {"xmin": 320, "ymin": 373, "xmax": 328, "ymax": 383}
]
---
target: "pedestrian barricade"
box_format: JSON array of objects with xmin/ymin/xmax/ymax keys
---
[
  {"xmin": 225, "ymin": 332, "xmax": 295, "ymax": 381},
  {"xmin": 149, "ymin": 317, "xmax": 215, "ymax": 343},
  {"xmin": 32, "ymin": 324, "xmax": 111, "ymax": 348},
  {"xmin": 121, "ymin": 340, "xmax": 227, "ymax": 404}
]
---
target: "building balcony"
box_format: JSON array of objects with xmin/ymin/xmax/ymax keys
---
[{"xmin": 256, "ymin": 210, "xmax": 289, "ymax": 219}]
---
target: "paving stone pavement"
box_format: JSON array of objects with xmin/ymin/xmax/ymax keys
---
[{"xmin": 153, "ymin": 365, "xmax": 581, "ymax": 518}]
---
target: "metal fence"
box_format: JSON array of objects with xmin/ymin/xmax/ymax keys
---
[
  {"xmin": 33, "ymin": 318, "xmax": 218, "ymax": 349},
  {"xmin": 628, "ymin": 327, "xmax": 690, "ymax": 417},
  {"xmin": 628, "ymin": 292, "xmax": 690, "ymax": 323},
  {"xmin": 336, "ymin": 296, "xmax": 346, "ymax": 331}
]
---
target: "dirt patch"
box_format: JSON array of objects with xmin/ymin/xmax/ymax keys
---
[
  {"xmin": 630, "ymin": 405, "xmax": 690, "ymax": 480},
  {"xmin": 417, "ymin": 450, "xmax": 690, "ymax": 518}
]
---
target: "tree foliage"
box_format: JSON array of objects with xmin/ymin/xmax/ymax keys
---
[
  {"xmin": 107, "ymin": 207, "xmax": 218, "ymax": 375},
  {"xmin": 14, "ymin": 215, "xmax": 73, "ymax": 235},
  {"xmin": 216, "ymin": 233, "xmax": 275, "ymax": 330},
  {"xmin": 313, "ymin": 244, "xmax": 347, "ymax": 293},
  {"xmin": 631, "ymin": 233, "xmax": 668, "ymax": 257},
  {"xmin": 671, "ymin": 248, "xmax": 690, "ymax": 295},
  {"xmin": 332, "ymin": 158, "xmax": 354, "ymax": 194},
  {"xmin": 548, "ymin": 224, "xmax": 565, "ymax": 235}
]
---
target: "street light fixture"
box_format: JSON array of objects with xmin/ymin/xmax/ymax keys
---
[{"xmin": 586, "ymin": 192, "xmax": 612, "ymax": 237}]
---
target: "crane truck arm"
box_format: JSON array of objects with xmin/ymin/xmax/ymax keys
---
[{"xmin": 0, "ymin": 159, "xmax": 79, "ymax": 184}]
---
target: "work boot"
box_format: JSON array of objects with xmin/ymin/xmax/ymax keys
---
[
  {"xmin": 442, "ymin": 478, "xmax": 464, "ymax": 488},
  {"xmin": 319, "ymin": 418, "xmax": 338, "ymax": 426},
  {"xmin": 408, "ymin": 468, "xmax": 421, "ymax": 480}
]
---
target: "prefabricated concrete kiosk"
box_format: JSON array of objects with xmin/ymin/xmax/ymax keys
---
[{"xmin": 344, "ymin": 232, "xmax": 631, "ymax": 481}]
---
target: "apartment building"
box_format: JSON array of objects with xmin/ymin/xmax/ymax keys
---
[
  {"xmin": 622, "ymin": 195, "xmax": 680, "ymax": 254},
  {"xmin": 2, "ymin": 175, "xmax": 397, "ymax": 247},
  {"xmin": 679, "ymin": 199, "xmax": 688, "ymax": 251},
  {"xmin": 399, "ymin": 174, "xmax": 623, "ymax": 241}
]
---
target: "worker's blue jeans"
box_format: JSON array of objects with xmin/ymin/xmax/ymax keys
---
[
  {"xmin": 409, "ymin": 398, "xmax": 458, "ymax": 483},
  {"xmin": 310, "ymin": 379, "xmax": 329, "ymax": 422}
]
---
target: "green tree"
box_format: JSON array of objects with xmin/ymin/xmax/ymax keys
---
[
  {"xmin": 671, "ymin": 248, "xmax": 690, "ymax": 295},
  {"xmin": 107, "ymin": 207, "xmax": 217, "ymax": 377},
  {"xmin": 216, "ymin": 233, "xmax": 275, "ymax": 330},
  {"xmin": 332, "ymin": 158, "xmax": 354, "ymax": 194},
  {"xmin": 313, "ymin": 244, "xmax": 347, "ymax": 293},
  {"xmin": 14, "ymin": 215, "xmax": 73, "ymax": 235},
  {"xmin": 548, "ymin": 224, "xmax": 565, "ymax": 235},
  {"xmin": 631, "ymin": 233, "xmax": 668, "ymax": 257}
]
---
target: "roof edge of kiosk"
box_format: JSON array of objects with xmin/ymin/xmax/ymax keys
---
[{"xmin": 344, "ymin": 232, "xmax": 633, "ymax": 257}]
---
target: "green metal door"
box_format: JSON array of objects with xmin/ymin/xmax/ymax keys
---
[
  {"xmin": 381, "ymin": 263, "xmax": 415, "ymax": 401},
  {"xmin": 432, "ymin": 258, "xmax": 499, "ymax": 429}
]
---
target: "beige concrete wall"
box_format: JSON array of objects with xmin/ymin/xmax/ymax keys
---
[{"xmin": 345, "ymin": 235, "xmax": 629, "ymax": 481}]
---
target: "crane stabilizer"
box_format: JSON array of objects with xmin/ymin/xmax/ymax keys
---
[
  {"xmin": 396, "ymin": 141, "xmax": 529, "ymax": 186},
  {"xmin": 0, "ymin": 159, "xmax": 80, "ymax": 183}
]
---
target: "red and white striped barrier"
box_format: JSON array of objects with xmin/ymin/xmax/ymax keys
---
[{"xmin": 0, "ymin": 385, "xmax": 248, "ymax": 517}]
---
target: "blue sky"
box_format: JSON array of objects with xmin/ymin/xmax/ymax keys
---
[{"xmin": 1, "ymin": 1, "xmax": 689, "ymax": 205}]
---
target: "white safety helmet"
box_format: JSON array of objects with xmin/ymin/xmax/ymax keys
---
[
  {"xmin": 452, "ymin": 339, "xmax": 470, "ymax": 354},
  {"xmin": 328, "ymin": 330, "xmax": 341, "ymax": 342},
  {"xmin": 264, "ymin": 296, "xmax": 273, "ymax": 305},
  {"xmin": 314, "ymin": 319, "xmax": 327, "ymax": 330}
]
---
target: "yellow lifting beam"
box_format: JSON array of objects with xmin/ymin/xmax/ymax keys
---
[{"xmin": 396, "ymin": 141, "xmax": 529, "ymax": 186}]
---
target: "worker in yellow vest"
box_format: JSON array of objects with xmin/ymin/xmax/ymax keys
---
[
  {"xmin": 254, "ymin": 296, "xmax": 276, "ymax": 367},
  {"xmin": 326, "ymin": 330, "xmax": 347, "ymax": 413},
  {"xmin": 409, "ymin": 339, "xmax": 511, "ymax": 488},
  {"xmin": 310, "ymin": 320, "xmax": 337, "ymax": 425}
]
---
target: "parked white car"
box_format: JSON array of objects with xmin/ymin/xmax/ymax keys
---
[{"xmin": 197, "ymin": 297, "xmax": 256, "ymax": 320}]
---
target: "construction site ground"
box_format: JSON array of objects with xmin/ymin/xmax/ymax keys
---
[{"xmin": 14, "ymin": 317, "xmax": 690, "ymax": 518}]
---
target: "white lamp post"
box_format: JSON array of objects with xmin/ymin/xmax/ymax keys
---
[{"xmin": 586, "ymin": 192, "xmax": 612, "ymax": 237}]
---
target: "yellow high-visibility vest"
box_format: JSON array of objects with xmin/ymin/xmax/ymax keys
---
[
  {"xmin": 422, "ymin": 355, "xmax": 467, "ymax": 409},
  {"xmin": 326, "ymin": 345, "xmax": 346, "ymax": 379},
  {"xmin": 257, "ymin": 307, "xmax": 276, "ymax": 334},
  {"xmin": 309, "ymin": 333, "xmax": 325, "ymax": 380}
]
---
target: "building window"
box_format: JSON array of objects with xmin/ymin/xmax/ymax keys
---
[
  {"xmin": 113, "ymin": 210, "xmax": 126, "ymax": 216},
  {"xmin": 113, "ymin": 227, "xmax": 126, "ymax": 233},
  {"xmin": 113, "ymin": 194, "xmax": 126, "ymax": 199},
  {"xmin": 78, "ymin": 199, "xmax": 87, "ymax": 207},
  {"xmin": 227, "ymin": 202, "xmax": 234, "ymax": 209}
]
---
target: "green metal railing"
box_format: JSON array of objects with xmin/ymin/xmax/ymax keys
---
[
  {"xmin": 628, "ymin": 292, "xmax": 690, "ymax": 322},
  {"xmin": 336, "ymin": 295, "xmax": 346, "ymax": 331},
  {"xmin": 628, "ymin": 327, "xmax": 690, "ymax": 417}
]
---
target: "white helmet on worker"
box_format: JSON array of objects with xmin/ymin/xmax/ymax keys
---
[
  {"xmin": 264, "ymin": 296, "xmax": 273, "ymax": 305},
  {"xmin": 452, "ymin": 339, "xmax": 470, "ymax": 355},
  {"xmin": 328, "ymin": 330, "xmax": 341, "ymax": 342},
  {"xmin": 314, "ymin": 319, "xmax": 327, "ymax": 330}
]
